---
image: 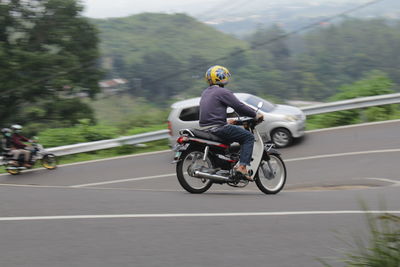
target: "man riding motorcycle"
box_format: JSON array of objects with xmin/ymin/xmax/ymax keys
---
[
  {"xmin": 199, "ymin": 65, "xmax": 263, "ymax": 181},
  {"xmin": 1, "ymin": 128, "xmax": 20, "ymax": 166},
  {"xmin": 10, "ymin": 124, "xmax": 35, "ymax": 168}
]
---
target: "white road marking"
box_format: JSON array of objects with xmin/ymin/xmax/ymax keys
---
[
  {"xmin": 306, "ymin": 119, "xmax": 400, "ymax": 133},
  {"xmin": 0, "ymin": 210, "xmax": 399, "ymax": 221},
  {"xmin": 34, "ymin": 148, "xmax": 400, "ymax": 188},
  {"xmin": 2, "ymin": 147, "xmax": 400, "ymax": 188},
  {"xmin": 70, "ymin": 173, "xmax": 176, "ymax": 188},
  {"xmin": 366, "ymin": 177, "xmax": 400, "ymax": 187},
  {"xmin": 59, "ymin": 150, "xmax": 171, "ymax": 168},
  {"xmin": 0, "ymin": 150, "xmax": 171, "ymax": 177},
  {"xmin": 0, "ymin": 183, "xmax": 68, "ymax": 188},
  {"xmin": 285, "ymin": 148, "xmax": 400, "ymax": 162}
]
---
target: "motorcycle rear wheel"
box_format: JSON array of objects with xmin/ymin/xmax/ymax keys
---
[
  {"xmin": 41, "ymin": 154, "xmax": 58, "ymax": 170},
  {"xmin": 176, "ymin": 149, "xmax": 213, "ymax": 194},
  {"xmin": 255, "ymin": 154, "xmax": 286, "ymax": 194}
]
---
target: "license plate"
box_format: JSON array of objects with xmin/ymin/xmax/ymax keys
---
[{"xmin": 174, "ymin": 151, "xmax": 182, "ymax": 159}]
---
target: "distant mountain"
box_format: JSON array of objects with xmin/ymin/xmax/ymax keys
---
[{"xmin": 197, "ymin": 0, "xmax": 400, "ymax": 36}]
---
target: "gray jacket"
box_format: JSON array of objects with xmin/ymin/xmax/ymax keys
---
[{"xmin": 199, "ymin": 85, "xmax": 256, "ymax": 127}]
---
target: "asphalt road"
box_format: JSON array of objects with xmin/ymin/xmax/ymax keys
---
[{"xmin": 1, "ymin": 120, "xmax": 400, "ymax": 267}]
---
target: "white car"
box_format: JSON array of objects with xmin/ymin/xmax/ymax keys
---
[{"xmin": 167, "ymin": 93, "xmax": 306, "ymax": 148}]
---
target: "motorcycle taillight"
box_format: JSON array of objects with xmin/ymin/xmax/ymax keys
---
[{"xmin": 177, "ymin": 136, "xmax": 188, "ymax": 144}]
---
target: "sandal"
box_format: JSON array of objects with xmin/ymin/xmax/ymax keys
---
[{"xmin": 234, "ymin": 167, "xmax": 254, "ymax": 181}]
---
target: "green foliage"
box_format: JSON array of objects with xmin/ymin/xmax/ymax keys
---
[
  {"xmin": 85, "ymin": 95, "xmax": 169, "ymax": 131},
  {"xmin": 93, "ymin": 13, "xmax": 247, "ymax": 65},
  {"xmin": 307, "ymin": 72, "xmax": 399, "ymax": 129},
  {"xmin": 0, "ymin": 0, "xmax": 102, "ymax": 126},
  {"xmin": 36, "ymin": 117, "xmax": 166, "ymax": 148},
  {"xmin": 301, "ymin": 19, "xmax": 400, "ymax": 93},
  {"xmin": 321, "ymin": 213, "xmax": 400, "ymax": 267},
  {"xmin": 38, "ymin": 121, "xmax": 119, "ymax": 147},
  {"xmin": 331, "ymin": 71, "xmax": 395, "ymax": 101}
]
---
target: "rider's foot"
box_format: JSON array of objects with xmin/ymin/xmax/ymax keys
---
[{"xmin": 234, "ymin": 165, "xmax": 253, "ymax": 181}]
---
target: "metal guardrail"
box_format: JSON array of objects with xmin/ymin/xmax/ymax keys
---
[
  {"xmin": 301, "ymin": 92, "xmax": 400, "ymax": 115},
  {"xmin": 45, "ymin": 93, "xmax": 400, "ymax": 156},
  {"xmin": 47, "ymin": 130, "xmax": 169, "ymax": 156}
]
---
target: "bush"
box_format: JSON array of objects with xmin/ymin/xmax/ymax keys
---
[
  {"xmin": 38, "ymin": 121, "xmax": 119, "ymax": 147},
  {"xmin": 320, "ymin": 212, "xmax": 400, "ymax": 267},
  {"xmin": 342, "ymin": 213, "xmax": 400, "ymax": 266}
]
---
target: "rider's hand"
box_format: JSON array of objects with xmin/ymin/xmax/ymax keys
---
[
  {"xmin": 255, "ymin": 113, "xmax": 264, "ymax": 122},
  {"xmin": 228, "ymin": 119, "xmax": 237, "ymax": 125}
]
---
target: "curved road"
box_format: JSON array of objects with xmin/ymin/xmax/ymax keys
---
[{"xmin": 1, "ymin": 120, "xmax": 400, "ymax": 267}]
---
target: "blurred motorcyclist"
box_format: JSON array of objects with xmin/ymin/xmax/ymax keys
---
[
  {"xmin": 10, "ymin": 124, "xmax": 35, "ymax": 168},
  {"xmin": 1, "ymin": 128, "xmax": 20, "ymax": 166},
  {"xmin": 1, "ymin": 128, "xmax": 12, "ymax": 152},
  {"xmin": 199, "ymin": 65, "xmax": 263, "ymax": 181}
]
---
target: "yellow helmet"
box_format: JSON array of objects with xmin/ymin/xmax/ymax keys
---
[{"xmin": 205, "ymin": 65, "xmax": 231, "ymax": 86}]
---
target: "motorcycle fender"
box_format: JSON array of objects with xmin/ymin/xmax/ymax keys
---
[
  {"xmin": 263, "ymin": 146, "xmax": 280, "ymax": 160},
  {"xmin": 171, "ymin": 143, "xmax": 190, "ymax": 163}
]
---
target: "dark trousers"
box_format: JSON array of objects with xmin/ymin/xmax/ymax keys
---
[{"xmin": 212, "ymin": 124, "xmax": 254, "ymax": 166}]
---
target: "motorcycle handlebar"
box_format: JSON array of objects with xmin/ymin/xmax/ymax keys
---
[{"xmin": 233, "ymin": 116, "xmax": 263, "ymax": 128}]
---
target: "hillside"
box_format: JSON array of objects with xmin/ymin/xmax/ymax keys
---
[
  {"xmin": 92, "ymin": 13, "xmax": 248, "ymax": 66},
  {"xmin": 90, "ymin": 14, "xmax": 400, "ymax": 106}
]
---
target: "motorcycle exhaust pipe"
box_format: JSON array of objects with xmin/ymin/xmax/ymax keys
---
[{"xmin": 193, "ymin": 171, "xmax": 230, "ymax": 182}]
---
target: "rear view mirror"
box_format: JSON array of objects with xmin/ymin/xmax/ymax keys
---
[
  {"xmin": 227, "ymin": 107, "xmax": 234, "ymax": 114},
  {"xmin": 257, "ymin": 102, "xmax": 263, "ymax": 109}
]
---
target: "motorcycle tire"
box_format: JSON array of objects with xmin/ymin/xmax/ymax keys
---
[
  {"xmin": 6, "ymin": 164, "xmax": 20, "ymax": 175},
  {"xmin": 255, "ymin": 154, "xmax": 286, "ymax": 194},
  {"xmin": 41, "ymin": 154, "xmax": 58, "ymax": 170},
  {"xmin": 176, "ymin": 149, "xmax": 213, "ymax": 194}
]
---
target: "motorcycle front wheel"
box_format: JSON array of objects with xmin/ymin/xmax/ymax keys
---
[
  {"xmin": 6, "ymin": 167, "xmax": 20, "ymax": 175},
  {"xmin": 41, "ymin": 154, "xmax": 58, "ymax": 170},
  {"xmin": 255, "ymin": 154, "xmax": 286, "ymax": 194},
  {"xmin": 176, "ymin": 149, "xmax": 213, "ymax": 194}
]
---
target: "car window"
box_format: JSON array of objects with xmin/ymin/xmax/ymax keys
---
[
  {"xmin": 179, "ymin": 106, "xmax": 200, "ymax": 121},
  {"xmin": 242, "ymin": 95, "xmax": 275, "ymax": 112}
]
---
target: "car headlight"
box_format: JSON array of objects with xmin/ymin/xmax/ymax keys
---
[{"xmin": 284, "ymin": 115, "xmax": 298, "ymax": 122}]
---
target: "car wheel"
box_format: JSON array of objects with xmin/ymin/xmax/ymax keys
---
[{"xmin": 271, "ymin": 128, "xmax": 293, "ymax": 148}]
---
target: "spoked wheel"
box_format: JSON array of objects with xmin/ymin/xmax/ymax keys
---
[
  {"xmin": 176, "ymin": 150, "xmax": 213, "ymax": 194},
  {"xmin": 41, "ymin": 154, "xmax": 58, "ymax": 170},
  {"xmin": 255, "ymin": 154, "xmax": 286, "ymax": 194}
]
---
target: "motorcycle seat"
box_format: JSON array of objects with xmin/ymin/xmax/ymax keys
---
[{"xmin": 190, "ymin": 128, "xmax": 229, "ymax": 145}]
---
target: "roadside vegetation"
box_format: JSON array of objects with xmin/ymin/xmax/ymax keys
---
[
  {"xmin": 307, "ymin": 71, "xmax": 400, "ymax": 130},
  {"xmin": 320, "ymin": 211, "xmax": 400, "ymax": 266}
]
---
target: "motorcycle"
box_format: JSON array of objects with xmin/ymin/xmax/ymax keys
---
[
  {"xmin": 0, "ymin": 143, "xmax": 58, "ymax": 175},
  {"xmin": 173, "ymin": 102, "xmax": 287, "ymax": 195}
]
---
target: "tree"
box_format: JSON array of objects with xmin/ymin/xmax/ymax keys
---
[
  {"xmin": 248, "ymin": 24, "xmax": 291, "ymax": 71},
  {"xmin": 0, "ymin": 0, "xmax": 102, "ymax": 126},
  {"xmin": 128, "ymin": 51, "xmax": 184, "ymax": 102}
]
